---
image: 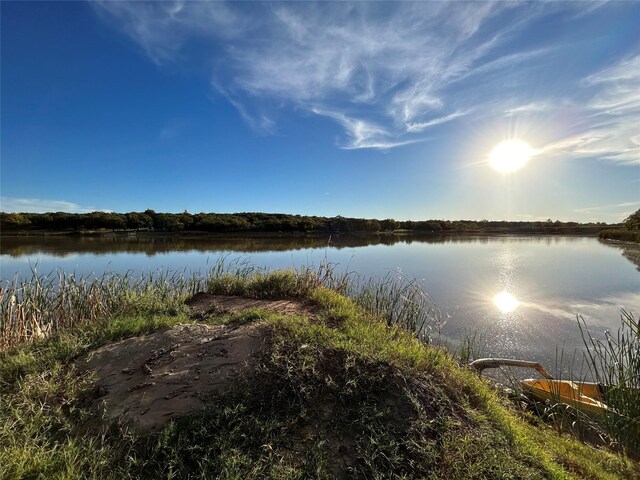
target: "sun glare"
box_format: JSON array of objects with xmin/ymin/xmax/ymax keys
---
[
  {"xmin": 489, "ymin": 140, "xmax": 532, "ymax": 173},
  {"xmin": 493, "ymin": 291, "xmax": 520, "ymax": 313}
]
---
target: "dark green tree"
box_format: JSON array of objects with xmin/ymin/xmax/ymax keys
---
[{"xmin": 624, "ymin": 209, "xmax": 640, "ymax": 230}]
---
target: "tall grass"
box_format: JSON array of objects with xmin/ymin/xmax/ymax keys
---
[
  {"xmin": 1, "ymin": 259, "xmax": 444, "ymax": 351},
  {"xmin": 347, "ymin": 272, "xmax": 444, "ymax": 344},
  {"xmin": 483, "ymin": 313, "xmax": 640, "ymax": 456},
  {"xmin": 0, "ymin": 266, "xmax": 203, "ymax": 350},
  {"xmin": 455, "ymin": 329, "xmax": 488, "ymax": 364},
  {"xmin": 579, "ymin": 310, "xmax": 640, "ymax": 455},
  {"xmin": 198, "ymin": 261, "xmax": 445, "ymax": 342}
]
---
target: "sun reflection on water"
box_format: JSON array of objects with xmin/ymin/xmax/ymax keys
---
[{"xmin": 494, "ymin": 291, "xmax": 520, "ymax": 313}]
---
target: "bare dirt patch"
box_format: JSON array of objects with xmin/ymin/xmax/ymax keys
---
[
  {"xmin": 82, "ymin": 294, "xmax": 316, "ymax": 433},
  {"xmin": 84, "ymin": 322, "xmax": 266, "ymax": 433},
  {"xmin": 186, "ymin": 292, "xmax": 318, "ymax": 319}
]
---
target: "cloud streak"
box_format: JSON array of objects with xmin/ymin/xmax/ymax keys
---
[
  {"xmin": 574, "ymin": 200, "xmax": 640, "ymax": 213},
  {"xmin": 94, "ymin": 1, "xmax": 245, "ymax": 65},
  {"xmin": 539, "ymin": 55, "xmax": 640, "ymax": 165},
  {"xmin": 95, "ymin": 1, "xmax": 513, "ymax": 148},
  {"xmin": 0, "ymin": 197, "xmax": 106, "ymax": 214},
  {"xmin": 96, "ymin": 1, "xmax": 639, "ymax": 158},
  {"xmin": 311, "ymin": 108, "xmax": 422, "ymax": 150}
]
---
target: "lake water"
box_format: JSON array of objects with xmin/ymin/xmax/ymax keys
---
[{"xmin": 1, "ymin": 234, "xmax": 639, "ymax": 374}]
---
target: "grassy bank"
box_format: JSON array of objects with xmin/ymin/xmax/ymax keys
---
[
  {"xmin": 1, "ymin": 265, "xmax": 638, "ymax": 479},
  {"xmin": 0, "ymin": 261, "xmax": 441, "ymax": 351},
  {"xmin": 599, "ymin": 229, "xmax": 640, "ymax": 243}
]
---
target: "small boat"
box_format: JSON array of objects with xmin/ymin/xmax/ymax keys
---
[
  {"xmin": 520, "ymin": 379, "xmax": 608, "ymax": 415},
  {"xmin": 469, "ymin": 358, "xmax": 609, "ymax": 416}
]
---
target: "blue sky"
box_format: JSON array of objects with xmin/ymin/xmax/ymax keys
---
[{"xmin": 1, "ymin": 1, "xmax": 639, "ymax": 222}]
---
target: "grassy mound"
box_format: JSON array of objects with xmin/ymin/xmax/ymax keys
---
[{"xmin": 1, "ymin": 270, "xmax": 638, "ymax": 479}]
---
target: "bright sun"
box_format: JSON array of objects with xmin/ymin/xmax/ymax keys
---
[
  {"xmin": 493, "ymin": 291, "xmax": 520, "ymax": 313},
  {"xmin": 489, "ymin": 139, "xmax": 532, "ymax": 173}
]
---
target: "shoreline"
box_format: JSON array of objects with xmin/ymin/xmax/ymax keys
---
[
  {"xmin": 0, "ymin": 228, "xmax": 606, "ymax": 238},
  {"xmin": 1, "ymin": 267, "xmax": 637, "ymax": 477}
]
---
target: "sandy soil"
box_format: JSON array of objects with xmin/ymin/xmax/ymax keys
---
[
  {"xmin": 82, "ymin": 294, "xmax": 315, "ymax": 433},
  {"xmin": 186, "ymin": 292, "xmax": 318, "ymax": 319}
]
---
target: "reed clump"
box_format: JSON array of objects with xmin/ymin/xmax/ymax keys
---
[
  {"xmin": 0, "ymin": 268, "xmax": 201, "ymax": 351},
  {"xmin": 346, "ymin": 272, "xmax": 444, "ymax": 344},
  {"xmin": 579, "ymin": 310, "xmax": 640, "ymax": 456},
  {"xmin": 464, "ymin": 312, "xmax": 640, "ymax": 458},
  {"xmin": 1, "ymin": 259, "xmax": 443, "ymax": 352}
]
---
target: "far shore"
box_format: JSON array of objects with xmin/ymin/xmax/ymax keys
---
[{"xmin": 0, "ymin": 226, "xmax": 608, "ymax": 238}]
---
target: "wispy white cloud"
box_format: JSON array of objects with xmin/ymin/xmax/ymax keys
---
[
  {"xmin": 504, "ymin": 102, "xmax": 551, "ymax": 116},
  {"xmin": 211, "ymin": 80, "xmax": 276, "ymax": 135},
  {"xmin": 95, "ymin": 1, "xmax": 637, "ymax": 158},
  {"xmin": 570, "ymin": 0, "xmax": 613, "ymax": 19},
  {"xmin": 94, "ymin": 1, "xmax": 246, "ymax": 64},
  {"xmin": 0, "ymin": 197, "xmax": 107, "ymax": 214},
  {"xmin": 539, "ymin": 55, "xmax": 640, "ymax": 165},
  {"xmin": 405, "ymin": 110, "xmax": 470, "ymax": 133},
  {"xmin": 94, "ymin": 1, "xmax": 519, "ymax": 148},
  {"xmin": 574, "ymin": 200, "xmax": 640, "ymax": 213},
  {"xmin": 454, "ymin": 46, "xmax": 559, "ymax": 85},
  {"xmin": 311, "ymin": 108, "xmax": 421, "ymax": 150},
  {"xmin": 223, "ymin": 2, "xmax": 507, "ymax": 146}
]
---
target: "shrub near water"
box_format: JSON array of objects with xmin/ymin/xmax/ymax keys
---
[
  {"xmin": 599, "ymin": 229, "xmax": 640, "ymax": 243},
  {"xmin": 599, "ymin": 209, "xmax": 640, "ymax": 243}
]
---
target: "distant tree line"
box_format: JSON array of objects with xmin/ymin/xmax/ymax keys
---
[{"xmin": 0, "ymin": 210, "xmax": 612, "ymax": 235}]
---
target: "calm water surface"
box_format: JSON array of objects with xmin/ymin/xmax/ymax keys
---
[{"xmin": 2, "ymin": 234, "xmax": 639, "ymax": 372}]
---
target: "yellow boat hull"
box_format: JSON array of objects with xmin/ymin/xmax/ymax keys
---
[{"xmin": 520, "ymin": 379, "xmax": 608, "ymax": 415}]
